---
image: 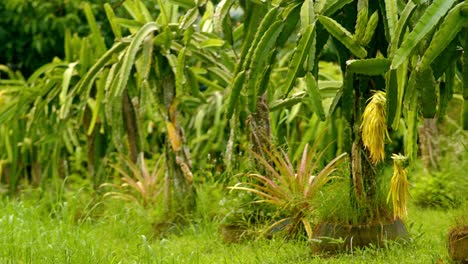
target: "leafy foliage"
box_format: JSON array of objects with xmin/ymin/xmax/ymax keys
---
[
  {"xmin": 412, "ymin": 138, "xmax": 468, "ymax": 209},
  {"xmin": 101, "ymin": 154, "xmax": 165, "ymax": 208},
  {"xmin": 1, "ymin": 0, "xmax": 101, "ymax": 75},
  {"xmin": 412, "ymin": 170, "xmax": 466, "ymax": 209},
  {"xmin": 230, "ymin": 138, "xmax": 347, "ymax": 239}
]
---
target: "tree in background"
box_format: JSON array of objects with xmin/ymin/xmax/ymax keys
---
[{"xmin": 0, "ymin": 0, "xmax": 154, "ymax": 76}]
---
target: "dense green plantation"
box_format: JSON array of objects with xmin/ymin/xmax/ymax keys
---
[{"xmin": 1, "ymin": 0, "xmax": 468, "ymax": 262}]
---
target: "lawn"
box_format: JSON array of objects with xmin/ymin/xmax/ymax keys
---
[{"xmin": 0, "ymin": 190, "xmax": 461, "ymax": 264}]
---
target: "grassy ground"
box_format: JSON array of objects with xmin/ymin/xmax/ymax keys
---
[{"xmin": 0, "ymin": 188, "xmax": 463, "ymax": 264}]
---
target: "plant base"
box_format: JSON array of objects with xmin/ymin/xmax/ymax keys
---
[
  {"xmin": 311, "ymin": 218, "xmax": 409, "ymax": 254},
  {"xmin": 219, "ymin": 224, "xmax": 247, "ymax": 243},
  {"xmin": 448, "ymin": 226, "xmax": 468, "ymax": 263}
]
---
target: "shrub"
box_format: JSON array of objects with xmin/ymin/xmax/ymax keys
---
[
  {"xmin": 412, "ymin": 170, "xmax": 466, "ymax": 209},
  {"xmin": 230, "ymin": 140, "xmax": 348, "ymax": 239},
  {"xmin": 412, "ymin": 122, "xmax": 468, "ymax": 209}
]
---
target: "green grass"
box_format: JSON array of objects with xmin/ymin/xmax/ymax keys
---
[{"xmin": 0, "ymin": 188, "xmax": 463, "ymax": 264}]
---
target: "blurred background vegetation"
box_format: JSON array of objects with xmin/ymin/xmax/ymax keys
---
[{"xmin": 0, "ymin": 0, "xmax": 155, "ymax": 76}]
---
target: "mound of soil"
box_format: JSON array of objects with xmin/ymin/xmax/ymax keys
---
[
  {"xmin": 311, "ymin": 218, "xmax": 409, "ymax": 254},
  {"xmin": 448, "ymin": 226, "xmax": 468, "ymax": 263}
]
